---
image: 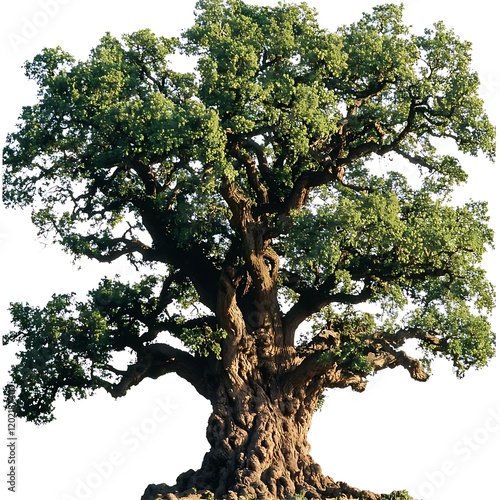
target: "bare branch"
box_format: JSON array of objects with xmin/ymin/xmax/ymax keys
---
[
  {"xmin": 323, "ymin": 369, "xmax": 368, "ymax": 392},
  {"xmin": 101, "ymin": 364, "xmax": 127, "ymax": 376}
]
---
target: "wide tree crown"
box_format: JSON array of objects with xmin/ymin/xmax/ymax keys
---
[{"xmin": 3, "ymin": 0, "xmax": 495, "ymax": 424}]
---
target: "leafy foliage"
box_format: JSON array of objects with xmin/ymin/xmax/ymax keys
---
[
  {"xmin": 4, "ymin": 294, "xmax": 112, "ymax": 423},
  {"xmin": 381, "ymin": 492, "xmax": 414, "ymax": 500},
  {"xmin": 2, "ymin": 0, "xmax": 495, "ymax": 424}
]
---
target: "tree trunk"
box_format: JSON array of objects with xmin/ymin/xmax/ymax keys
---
[
  {"xmin": 141, "ymin": 277, "xmax": 390, "ymax": 499},
  {"xmin": 186, "ymin": 381, "xmax": 324, "ymax": 499},
  {"xmin": 141, "ymin": 375, "xmax": 383, "ymax": 500}
]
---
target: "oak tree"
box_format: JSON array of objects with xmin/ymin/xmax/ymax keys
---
[{"xmin": 3, "ymin": 1, "xmax": 495, "ymax": 498}]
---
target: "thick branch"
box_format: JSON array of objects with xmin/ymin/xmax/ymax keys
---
[
  {"xmin": 129, "ymin": 159, "xmax": 163, "ymax": 197},
  {"xmin": 283, "ymin": 330, "xmax": 341, "ymax": 393},
  {"xmin": 283, "ymin": 284, "xmax": 373, "ymax": 345},
  {"xmin": 134, "ymin": 198, "xmax": 221, "ymax": 311},
  {"xmin": 368, "ymin": 340, "xmax": 430, "ymax": 381},
  {"xmin": 323, "ymin": 369, "xmax": 368, "ymax": 392},
  {"xmin": 79, "ymin": 236, "xmax": 157, "ymax": 263},
  {"xmin": 220, "ymin": 178, "xmax": 275, "ymax": 296},
  {"xmin": 282, "ymin": 351, "xmax": 331, "ymax": 394},
  {"xmin": 284, "ymin": 333, "xmax": 429, "ymax": 397},
  {"xmin": 216, "ymin": 266, "xmax": 246, "ymax": 371},
  {"xmin": 391, "ymin": 327, "xmax": 446, "ymax": 350},
  {"xmin": 283, "ymin": 355, "xmax": 369, "ymax": 395},
  {"xmin": 230, "ymin": 141, "xmax": 269, "ymax": 206},
  {"xmin": 242, "ymin": 138, "xmax": 273, "ymax": 190},
  {"xmin": 220, "ymin": 177, "xmax": 254, "ymax": 233},
  {"xmin": 105, "ymin": 343, "xmax": 211, "ymax": 399}
]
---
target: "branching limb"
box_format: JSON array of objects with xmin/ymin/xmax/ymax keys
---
[
  {"xmin": 283, "ymin": 330, "xmax": 341, "ymax": 393},
  {"xmin": 79, "ymin": 236, "xmax": 158, "ymax": 263},
  {"xmin": 392, "ymin": 327, "xmax": 445, "ymax": 349},
  {"xmin": 368, "ymin": 339, "xmax": 430, "ymax": 381},
  {"xmin": 102, "ymin": 364, "xmax": 127, "ymax": 376},
  {"xmin": 393, "ymin": 147, "xmax": 433, "ymax": 170},
  {"xmin": 230, "ymin": 140, "xmax": 269, "ymax": 206},
  {"xmin": 323, "ymin": 370, "xmax": 368, "ymax": 392},
  {"xmin": 283, "ymin": 283, "xmax": 373, "ymax": 345},
  {"xmin": 216, "ymin": 266, "xmax": 246, "ymax": 368},
  {"xmin": 105, "ymin": 343, "xmax": 211, "ymax": 399},
  {"xmin": 220, "ymin": 177, "xmax": 276, "ymax": 296},
  {"xmin": 140, "ymin": 315, "xmax": 219, "ymax": 343},
  {"xmin": 284, "ymin": 324, "xmax": 432, "ymax": 396},
  {"xmin": 242, "ymin": 138, "xmax": 273, "ymax": 189},
  {"xmin": 283, "ymin": 354, "xmax": 368, "ymax": 396}
]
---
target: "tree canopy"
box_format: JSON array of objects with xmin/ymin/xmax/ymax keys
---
[{"xmin": 3, "ymin": 0, "xmax": 495, "ymax": 429}]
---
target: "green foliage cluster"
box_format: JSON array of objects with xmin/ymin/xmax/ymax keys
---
[
  {"xmin": 381, "ymin": 492, "xmax": 414, "ymax": 500},
  {"xmin": 310, "ymin": 307, "xmax": 379, "ymax": 376},
  {"xmin": 287, "ymin": 163, "xmax": 495, "ymax": 376},
  {"xmin": 2, "ymin": 275, "xmax": 213, "ymax": 423},
  {"xmin": 4, "ymin": 294, "xmax": 112, "ymax": 423},
  {"xmin": 2, "ymin": 0, "xmax": 496, "ymax": 424},
  {"xmin": 180, "ymin": 325, "xmax": 227, "ymax": 359}
]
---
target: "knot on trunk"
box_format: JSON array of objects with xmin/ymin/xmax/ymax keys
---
[
  {"xmin": 254, "ymin": 327, "xmax": 274, "ymax": 357},
  {"xmin": 279, "ymin": 396, "xmax": 301, "ymax": 416}
]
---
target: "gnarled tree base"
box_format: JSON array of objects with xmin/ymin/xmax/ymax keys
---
[
  {"xmin": 140, "ymin": 379, "xmax": 414, "ymax": 500},
  {"xmin": 141, "ymin": 471, "xmax": 412, "ymax": 500}
]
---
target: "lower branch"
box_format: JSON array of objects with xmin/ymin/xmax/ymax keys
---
[
  {"xmin": 105, "ymin": 344, "xmax": 211, "ymax": 399},
  {"xmin": 370, "ymin": 340, "xmax": 430, "ymax": 381},
  {"xmin": 324, "ymin": 369, "xmax": 369, "ymax": 392},
  {"xmin": 284, "ymin": 329, "xmax": 430, "ymax": 397}
]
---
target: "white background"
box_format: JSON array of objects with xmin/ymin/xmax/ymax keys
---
[{"xmin": 0, "ymin": 1, "xmax": 498, "ymax": 499}]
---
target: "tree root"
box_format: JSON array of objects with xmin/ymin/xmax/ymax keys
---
[{"xmin": 141, "ymin": 476, "xmax": 414, "ymax": 500}]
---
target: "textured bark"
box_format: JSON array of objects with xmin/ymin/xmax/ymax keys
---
[
  {"xmin": 180, "ymin": 383, "xmax": 321, "ymax": 498},
  {"xmin": 135, "ymin": 185, "xmax": 420, "ymax": 499},
  {"xmin": 141, "ymin": 374, "xmax": 384, "ymax": 500},
  {"xmin": 140, "ymin": 313, "xmax": 387, "ymax": 500}
]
